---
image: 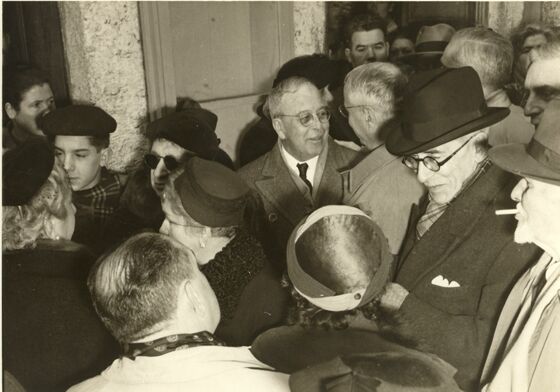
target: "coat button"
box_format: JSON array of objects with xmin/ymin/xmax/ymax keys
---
[{"xmin": 268, "ymin": 212, "xmax": 278, "ymax": 222}]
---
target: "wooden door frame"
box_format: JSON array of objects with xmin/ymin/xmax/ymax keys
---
[{"xmin": 138, "ymin": 1, "xmax": 295, "ymax": 122}]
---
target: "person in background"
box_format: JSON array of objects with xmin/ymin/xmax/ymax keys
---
[
  {"xmin": 251, "ymin": 205, "xmax": 461, "ymax": 392},
  {"xmin": 340, "ymin": 62, "xmax": 424, "ymax": 254},
  {"xmin": 441, "ymin": 27, "xmax": 534, "ymax": 146},
  {"xmin": 68, "ymin": 233, "xmax": 290, "ymax": 392},
  {"xmin": 381, "ymin": 67, "xmax": 540, "ymax": 391},
  {"xmin": 481, "ymin": 99, "xmax": 560, "ymax": 392},
  {"xmin": 3, "ymin": 67, "xmax": 55, "ymax": 150},
  {"xmin": 506, "ymin": 23, "xmax": 557, "ymax": 106},
  {"xmin": 399, "ymin": 23, "xmax": 456, "ymax": 72},
  {"xmin": 239, "ymin": 54, "xmax": 357, "ymax": 167},
  {"xmin": 366, "ymin": 2, "xmax": 398, "ymax": 35},
  {"xmin": 343, "ymin": 13, "xmax": 389, "ymax": 68},
  {"xmin": 523, "ymin": 39, "xmax": 560, "ymax": 128},
  {"xmin": 41, "ymin": 105, "xmax": 126, "ymax": 253},
  {"xmin": 2, "ymin": 140, "xmax": 119, "ymax": 391},
  {"xmin": 160, "ymin": 157, "xmax": 288, "ymax": 345},
  {"xmin": 389, "ymin": 29, "xmax": 415, "ymax": 63},
  {"xmin": 239, "ymin": 77, "xmax": 362, "ymax": 271}
]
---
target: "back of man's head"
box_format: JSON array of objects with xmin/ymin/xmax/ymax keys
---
[
  {"xmin": 88, "ymin": 233, "xmax": 199, "ymax": 343},
  {"xmin": 343, "ymin": 13, "xmax": 387, "ymax": 49},
  {"xmin": 344, "ymin": 62, "xmax": 406, "ymax": 129},
  {"xmin": 441, "ymin": 27, "xmax": 513, "ymax": 95}
]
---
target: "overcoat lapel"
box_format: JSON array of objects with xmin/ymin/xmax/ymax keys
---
[
  {"xmin": 397, "ymin": 165, "xmax": 511, "ymax": 290},
  {"xmin": 255, "ymin": 144, "xmax": 310, "ymax": 227}
]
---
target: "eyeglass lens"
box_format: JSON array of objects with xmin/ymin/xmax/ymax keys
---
[
  {"xmin": 144, "ymin": 154, "xmax": 179, "ymax": 171},
  {"xmin": 299, "ymin": 109, "xmax": 330, "ymax": 127}
]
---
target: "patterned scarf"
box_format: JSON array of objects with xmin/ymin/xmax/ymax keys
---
[
  {"xmin": 74, "ymin": 167, "xmax": 123, "ymax": 223},
  {"xmin": 123, "ymin": 331, "xmax": 225, "ymax": 359}
]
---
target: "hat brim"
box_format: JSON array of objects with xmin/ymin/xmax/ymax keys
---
[
  {"xmin": 489, "ymin": 144, "xmax": 560, "ymax": 185},
  {"xmin": 386, "ymin": 106, "xmax": 510, "ymax": 156}
]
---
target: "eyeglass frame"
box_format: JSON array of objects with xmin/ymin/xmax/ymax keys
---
[
  {"xmin": 402, "ymin": 135, "xmax": 477, "ymax": 173},
  {"xmin": 275, "ymin": 107, "xmax": 331, "ymax": 127},
  {"xmin": 338, "ymin": 104, "xmax": 374, "ymax": 119}
]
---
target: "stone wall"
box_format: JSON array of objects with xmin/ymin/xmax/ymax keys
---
[
  {"xmin": 294, "ymin": 2, "xmax": 326, "ymax": 55},
  {"xmin": 58, "ymin": 1, "xmax": 147, "ymax": 172}
]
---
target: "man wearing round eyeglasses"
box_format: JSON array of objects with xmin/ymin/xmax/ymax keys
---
[
  {"xmin": 145, "ymin": 108, "xmax": 222, "ymax": 196},
  {"xmin": 239, "ymin": 77, "xmax": 362, "ymax": 272},
  {"xmin": 378, "ymin": 66, "xmax": 541, "ymax": 391}
]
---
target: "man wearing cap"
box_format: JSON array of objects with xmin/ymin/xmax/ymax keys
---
[
  {"xmin": 146, "ymin": 108, "xmax": 223, "ymax": 196},
  {"xmin": 239, "ymin": 77, "xmax": 362, "ymax": 272},
  {"xmin": 442, "ymin": 27, "xmax": 534, "ymax": 147},
  {"xmin": 340, "ymin": 62, "xmax": 425, "ymax": 254},
  {"xmin": 523, "ymin": 39, "xmax": 560, "ymax": 128},
  {"xmin": 41, "ymin": 105, "xmax": 125, "ymax": 250},
  {"xmin": 379, "ymin": 67, "xmax": 540, "ymax": 391},
  {"xmin": 68, "ymin": 233, "xmax": 290, "ymax": 392},
  {"xmin": 480, "ymin": 100, "xmax": 560, "ymax": 392},
  {"xmin": 239, "ymin": 54, "xmax": 358, "ymax": 167},
  {"xmin": 343, "ymin": 13, "xmax": 390, "ymax": 68}
]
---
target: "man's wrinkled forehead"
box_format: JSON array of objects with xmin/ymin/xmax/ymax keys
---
[
  {"xmin": 279, "ymin": 83, "xmax": 324, "ymax": 110},
  {"xmin": 352, "ymin": 29, "xmax": 386, "ymax": 47},
  {"xmin": 525, "ymin": 58, "xmax": 560, "ymax": 89}
]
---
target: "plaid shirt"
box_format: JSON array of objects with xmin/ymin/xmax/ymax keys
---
[{"xmin": 74, "ymin": 167, "xmax": 124, "ymax": 224}]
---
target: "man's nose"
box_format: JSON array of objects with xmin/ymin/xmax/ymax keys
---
[
  {"xmin": 367, "ymin": 46, "xmax": 376, "ymax": 59},
  {"xmin": 64, "ymin": 155, "xmax": 75, "ymax": 172},
  {"xmin": 511, "ymin": 178, "xmax": 527, "ymax": 202},
  {"xmin": 523, "ymin": 92, "xmax": 541, "ymax": 117},
  {"xmin": 159, "ymin": 219, "xmax": 169, "ymax": 235},
  {"xmin": 416, "ymin": 162, "xmax": 433, "ymax": 184}
]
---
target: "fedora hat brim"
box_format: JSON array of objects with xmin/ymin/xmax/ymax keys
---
[
  {"xmin": 489, "ymin": 144, "xmax": 560, "ymax": 185},
  {"xmin": 386, "ymin": 106, "xmax": 509, "ymax": 156}
]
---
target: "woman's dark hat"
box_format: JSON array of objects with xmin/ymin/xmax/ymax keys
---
[
  {"xmin": 489, "ymin": 99, "xmax": 560, "ymax": 185},
  {"xmin": 273, "ymin": 54, "xmax": 342, "ymax": 90},
  {"xmin": 40, "ymin": 105, "xmax": 117, "ymax": 136},
  {"xmin": 147, "ymin": 108, "xmax": 220, "ymax": 160},
  {"xmin": 3, "ymin": 139, "xmax": 55, "ymax": 206},
  {"xmin": 174, "ymin": 157, "xmax": 250, "ymax": 227},
  {"xmin": 385, "ymin": 67, "xmax": 510, "ymax": 156}
]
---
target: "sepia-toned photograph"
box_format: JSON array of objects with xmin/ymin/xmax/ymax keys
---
[{"xmin": 2, "ymin": 1, "xmax": 560, "ymax": 391}]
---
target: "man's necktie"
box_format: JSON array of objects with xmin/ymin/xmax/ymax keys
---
[{"xmin": 297, "ymin": 163, "xmax": 313, "ymax": 194}]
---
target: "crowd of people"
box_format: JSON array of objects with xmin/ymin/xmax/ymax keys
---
[{"xmin": 2, "ymin": 10, "xmax": 560, "ymax": 392}]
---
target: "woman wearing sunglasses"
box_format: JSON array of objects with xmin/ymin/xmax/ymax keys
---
[{"xmin": 159, "ymin": 157, "xmax": 289, "ymax": 346}]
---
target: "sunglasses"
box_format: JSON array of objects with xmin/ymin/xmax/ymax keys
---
[{"xmin": 144, "ymin": 154, "xmax": 179, "ymax": 171}]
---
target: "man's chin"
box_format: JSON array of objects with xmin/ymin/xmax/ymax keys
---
[{"xmin": 513, "ymin": 227, "xmax": 532, "ymax": 245}]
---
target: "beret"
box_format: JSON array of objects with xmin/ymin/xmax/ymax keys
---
[
  {"xmin": 147, "ymin": 108, "xmax": 220, "ymax": 160},
  {"xmin": 174, "ymin": 157, "xmax": 250, "ymax": 227},
  {"xmin": 3, "ymin": 139, "xmax": 55, "ymax": 206},
  {"xmin": 40, "ymin": 105, "xmax": 117, "ymax": 137}
]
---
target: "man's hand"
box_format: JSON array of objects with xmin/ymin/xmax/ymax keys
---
[{"xmin": 380, "ymin": 283, "xmax": 409, "ymax": 312}]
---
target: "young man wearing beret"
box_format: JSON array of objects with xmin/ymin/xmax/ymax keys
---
[{"xmin": 41, "ymin": 105, "xmax": 125, "ymax": 251}]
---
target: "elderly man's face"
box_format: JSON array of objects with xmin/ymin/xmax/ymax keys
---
[
  {"xmin": 412, "ymin": 134, "xmax": 484, "ymax": 204},
  {"xmin": 150, "ymin": 138, "xmax": 188, "ymax": 196},
  {"xmin": 343, "ymin": 91, "xmax": 383, "ymax": 150},
  {"xmin": 346, "ymin": 29, "xmax": 389, "ymax": 67},
  {"xmin": 273, "ymin": 83, "xmax": 329, "ymax": 161},
  {"xmin": 511, "ymin": 177, "xmax": 560, "ymax": 249},
  {"xmin": 524, "ymin": 58, "xmax": 560, "ymax": 127}
]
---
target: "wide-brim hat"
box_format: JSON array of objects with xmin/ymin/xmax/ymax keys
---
[
  {"xmin": 385, "ymin": 67, "xmax": 510, "ymax": 156},
  {"xmin": 489, "ymin": 99, "xmax": 560, "ymax": 185},
  {"xmin": 286, "ymin": 205, "xmax": 392, "ymax": 312},
  {"xmin": 3, "ymin": 139, "xmax": 55, "ymax": 206},
  {"xmin": 147, "ymin": 108, "xmax": 220, "ymax": 160},
  {"xmin": 398, "ymin": 23, "xmax": 456, "ymax": 66},
  {"xmin": 40, "ymin": 105, "xmax": 117, "ymax": 137},
  {"xmin": 174, "ymin": 157, "xmax": 250, "ymax": 227}
]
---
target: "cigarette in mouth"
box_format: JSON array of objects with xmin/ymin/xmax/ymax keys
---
[{"xmin": 495, "ymin": 209, "xmax": 518, "ymax": 215}]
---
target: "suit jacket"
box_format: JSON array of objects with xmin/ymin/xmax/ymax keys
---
[
  {"xmin": 239, "ymin": 137, "xmax": 362, "ymax": 270},
  {"xmin": 341, "ymin": 144, "xmax": 425, "ymax": 255},
  {"xmin": 393, "ymin": 164, "xmax": 540, "ymax": 392},
  {"xmin": 481, "ymin": 253, "xmax": 560, "ymax": 392}
]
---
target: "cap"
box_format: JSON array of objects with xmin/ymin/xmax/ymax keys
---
[{"xmin": 40, "ymin": 105, "xmax": 117, "ymax": 137}]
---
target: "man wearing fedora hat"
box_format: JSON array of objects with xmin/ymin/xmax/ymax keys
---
[
  {"xmin": 480, "ymin": 100, "xmax": 560, "ymax": 392},
  {"xmin": 379, "ymin": 66, "xmax": 540, "ymax": 391},
  {"xmin": 441, "ymin": 27, "xmax": 534, "ymax": 147},
  {"xmin": 398, "ymin": 23, "xmax": 456, "ymax": 72}
]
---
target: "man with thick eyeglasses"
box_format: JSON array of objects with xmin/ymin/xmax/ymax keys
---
[
  {"xmin": 377, "ymin": 67, "xmax": 540, "ymax": 391},
  {"xmin": 239, "ymin": 77, "xmax": 362, "ymax": 272},
  {"xmin": 339, "ymin": 62, "xmax": 424, "ymax": 254}
]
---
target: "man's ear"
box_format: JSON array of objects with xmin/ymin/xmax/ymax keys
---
[
  {"xmin": 5, "ymin": 103, "xmax": 17, "ymax": 120},
  {"xmin": 100, "ymin": 147, "xmax": 110, "ymax": 167},
  {"xmin": 183, "ymin": 280, "xmax": 206, "ymax": 317},
  {"xmin": 272, "ymin": 118, "xmax": 286, "ymax": 140},
  {"xmin": 384, "ymin": 41, "xmax": 390, "ymax": 57}
]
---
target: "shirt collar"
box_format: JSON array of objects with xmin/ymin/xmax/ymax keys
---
[{"xmin": 280, "ymin": 142, "xmax": 320, "ymax": 182}]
